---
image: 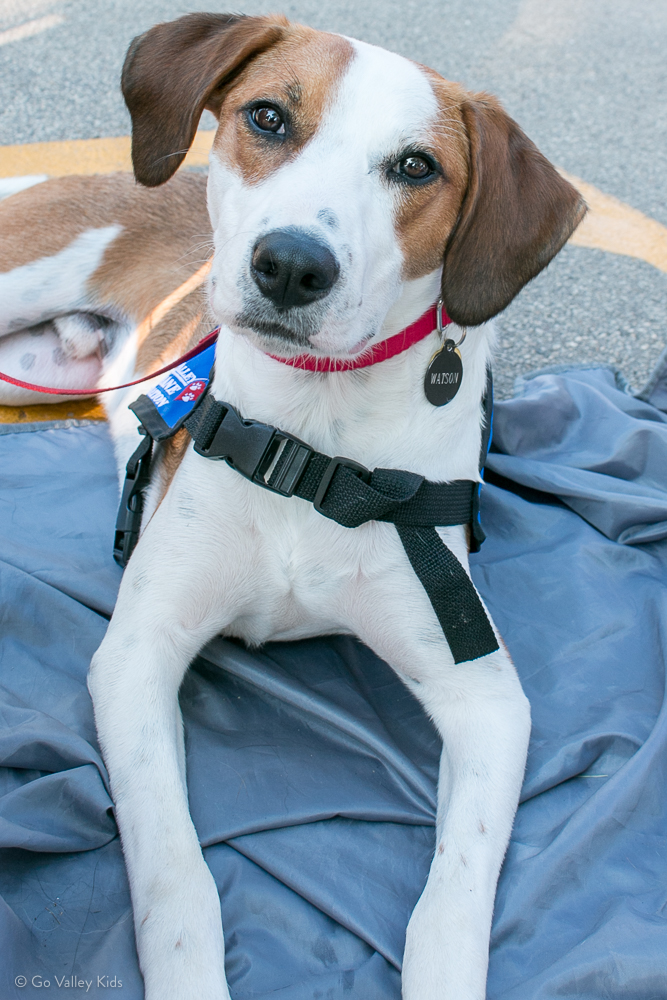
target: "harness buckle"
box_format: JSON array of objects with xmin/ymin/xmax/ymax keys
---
[
  {"xmin": 193, "ymin": 404, "xmax": 313, "ymax": 497},
  {"xmin": 313, "ymin": 456, "xmax": 371, "ymax": 517},
  {"xmin": 113, "ymin": 431, "xmax": 153, "ymax": 567}
]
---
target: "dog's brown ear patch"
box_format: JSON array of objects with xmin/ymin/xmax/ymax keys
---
[
  {"xmin": 441, "ymin": 94, "xmax": 586, "ymax": 327},
  {"xmin": 122, "ymin": 13, "xmax": 287, "ymax": 187}
]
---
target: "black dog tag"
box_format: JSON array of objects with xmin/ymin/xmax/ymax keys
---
[{"xmin": 424, "ymin": 340, "xmax": 463, "ymax": 406}]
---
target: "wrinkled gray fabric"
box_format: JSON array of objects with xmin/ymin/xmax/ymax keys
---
[
  {"xmin": 490, "ymin": 366, "xmax": 667, "ymax": 543},
  {"xmin": 1, "ymin": 365, "xmax": 666, "ymax": 998}
]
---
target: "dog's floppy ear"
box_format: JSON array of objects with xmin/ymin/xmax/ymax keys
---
[
  {"xmin": 441, "ymin": 94, "xmax": 586, "ymax": 327},
  {"xmin": 122, "ymin": 13, "xmax": 288, "ymax": 187}
]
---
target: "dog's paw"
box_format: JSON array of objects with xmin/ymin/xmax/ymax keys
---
[{"xmin": 53, "ymin": 313, "xmax": 107, "ymax": 360}]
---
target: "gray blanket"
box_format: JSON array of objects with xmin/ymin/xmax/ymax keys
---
[{"xmin": 1, "ymin": 362, "xmax": 666, "ymax": 998}]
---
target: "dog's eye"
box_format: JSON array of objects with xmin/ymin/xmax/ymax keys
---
[
  {"xmin": 398, "ymin": 155, "xmax": 433, "ymax": 180},
  {"xmin": 251, "ymin": 107, "xmax": 285, "ymax": 134}
]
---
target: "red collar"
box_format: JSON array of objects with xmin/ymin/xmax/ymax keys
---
[{"xmin": 267, "ymin": 302, "xmax": 449, "ymax": 372}]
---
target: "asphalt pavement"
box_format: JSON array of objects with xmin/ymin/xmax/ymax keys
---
[{"xmin": 1, "ymin": 0, "xmax": 666, "ymax": 397}]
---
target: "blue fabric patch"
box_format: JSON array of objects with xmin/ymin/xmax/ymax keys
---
[
  {"xmin": 4, "ymin": 365, "xmax": 667, "ymax": 998},
  {"xmin": 144, "ymin": 342, "xmax": 215, "ymax": 430}
]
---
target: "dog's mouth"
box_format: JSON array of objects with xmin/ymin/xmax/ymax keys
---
[
  {"xmin": 234, "ymin": 313, "xmax": 376, "ymax": 360},
  {"xmin": 235, "ymin": 308, "xmax": 319, "ymax": 353},
  {"xmin": 232, "ymin": 283, "xmax": 377, "ymax": 360}
]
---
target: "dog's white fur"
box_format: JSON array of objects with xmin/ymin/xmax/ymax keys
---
[{"xmin": 0, "ymin": 20, "xmax": 585, "ymax": 1000}]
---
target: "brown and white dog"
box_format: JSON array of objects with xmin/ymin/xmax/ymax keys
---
[{"xmin": 0, "ymin": 13, "xmax": 585, "ymax": 1000}]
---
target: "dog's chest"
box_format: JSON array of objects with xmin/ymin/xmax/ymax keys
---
[
  {"xmin": 166, "ymin": 451, "xmax": 413, "ymax": 643},
  {"xmin": 149, "ymin": 330, "xmax": 490, "ymax": 643},
  {"xmin": 159, "ymin": 421, "xmax": 475, "ymax": 648}
]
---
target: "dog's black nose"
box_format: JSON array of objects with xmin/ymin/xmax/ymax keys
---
[{"xmin": 251, "ymin": 230, "xmax": 339, "ymax": 308}]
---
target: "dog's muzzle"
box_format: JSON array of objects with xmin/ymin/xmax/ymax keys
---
[{"xmin": 250, "ymin": 229, "xmax": 340, "ymax": 309}]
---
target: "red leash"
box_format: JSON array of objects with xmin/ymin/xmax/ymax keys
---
[{"xmin": 0, "ymin": 303, "xmax": 447, "ymax": 397}]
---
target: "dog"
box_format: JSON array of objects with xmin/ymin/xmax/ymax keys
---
[{"xmin": 0, "ymin": 13, "xmax": 585, "ymax": 999}]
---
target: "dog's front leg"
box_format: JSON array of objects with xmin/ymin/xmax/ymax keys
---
[
  {"xmin": 88, "ymin": 498, "xmax": 246, "ymax": 1000},
  {"xmin": 401, "ymin": 654, "xmax": 530, "ymax": 1000},
  {"xmin": 354, "ymin": 571, "xmax": 531, "ymax": 1000}
]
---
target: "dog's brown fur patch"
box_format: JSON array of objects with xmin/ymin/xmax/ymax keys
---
[
  {"xmin": 89, "ymin": 173, "xmax": 211, "ymax": 326},
  {"xmin": 394, "ymin": 73, "xmax": 470, "ymax": 282},
  {"xmin": 152, "ymin": 426, "xmax": 192, "ymax": 509},
  {"xmin": 135, "ymin": 294, "xmax": 210, "ymax": 375},
  {"xmin": 211, "ymin": 25, "xmax": 354, "ymax": 185},
  {"xmin": 0, "ymin": 172, "xmax": 212, "ymax": 331},
  {"xmin": 391, "ymin": 66, "xmax": 586, "ymax": 324}
]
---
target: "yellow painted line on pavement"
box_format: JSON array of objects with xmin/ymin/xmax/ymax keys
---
[
  {"xmin": 0, "ymin": 14, "xmax": 64, "ymax": 48},
  {"xmin": 0, "ymin": 130, "xmax": 216, "ymax": 178},
  {"xmin": 561, "ymin": 169, "xmax": 667, "ymax": 275}
]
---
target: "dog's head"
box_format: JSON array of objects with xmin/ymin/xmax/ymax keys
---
[{"xmin": 123, "ymin": 13, "xmax": 585, "ymax": 359}]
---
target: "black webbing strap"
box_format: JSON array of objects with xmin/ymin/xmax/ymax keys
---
[
  {"xmin": 396, "ymin": 525, "xmax": 496, "ymax": 663},
  {"xmin": 177, "ymin": 392, "xmax": 499, "ymax": 664}
]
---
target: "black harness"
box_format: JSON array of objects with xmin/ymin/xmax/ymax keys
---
[{"xmin": 114, "ymin": 373, "xmax": 498, "ymax": 664}]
